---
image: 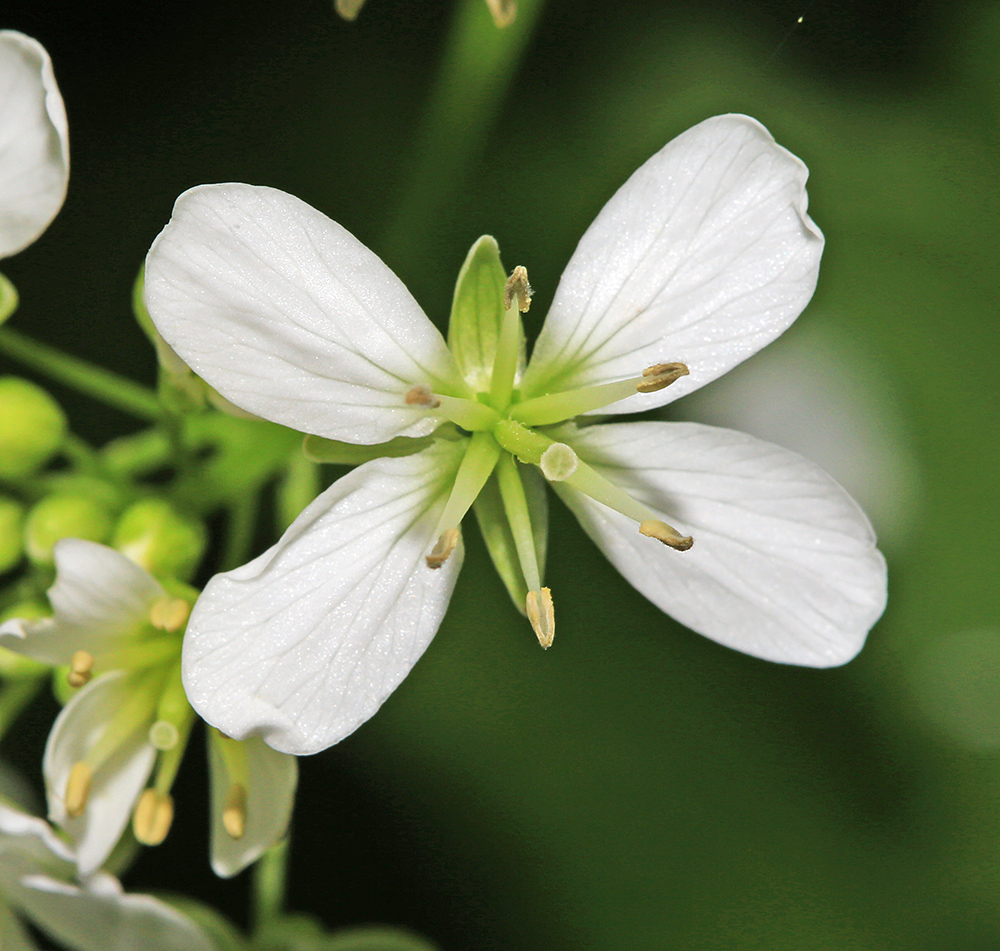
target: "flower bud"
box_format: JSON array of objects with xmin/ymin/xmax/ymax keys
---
[
  {"xmin": 112, "ymin": 498, "xmax": 206, "ymax": 580},
  {"xmin": 0, "ymin": 377, "xmax": 66, "ymax": 479},
  {"xmin": 24, "ymin": 494, "xmax": 114, "ymax": 565},
  {"xmin": 0, "ymin": 496, "xmax": 25, "ymax": 573}
]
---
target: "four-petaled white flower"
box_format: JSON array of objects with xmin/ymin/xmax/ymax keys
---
[
  {"xmin": 0, "ymin": 800, "xmax": 214, "ymax": 951},
  {"xmin": 0, "ymin": 540, "xmax": 297, "ymax": 878},
  {"xmin": 144, "ymin": 114, "xmax": 888, "ymax": 757},
  {"xmin": 0, "ymin": 31, "xmax": 69, "ymax": 261}
]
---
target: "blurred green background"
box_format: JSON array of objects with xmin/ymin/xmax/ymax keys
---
[{"xmin": 3, "ymin": 0, "xmax": 999, "ymax": 948}]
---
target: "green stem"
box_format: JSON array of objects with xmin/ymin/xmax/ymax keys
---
[
  {"xmin": 380, "ymin": 0, "xmax": 546, "ymax": 266},
  {"xmin": 0, "ymin": 327, "xmax": 161, "ymax": 421},
  {"xmin": 252, "ymin": 837, "xmax": 289, "ymax": 936}
]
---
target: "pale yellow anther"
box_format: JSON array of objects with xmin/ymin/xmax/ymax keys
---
[
  {"xmin": 636, "ymin": 362, "xmax": 690, "ymax": 394},
  {"xmin": 539, "ymin": 443, "xmax": 578, "ymax": 482},
  {"xmin": 503, "ymin": 266, "xmax": 532, "ymax": 313},
  {"xmin": 526, "ymin": 588, "xmax": 555, "ymax": 649},
  {"xmin": 67, "ymin": 650, "xmax": 94, "ymax": 688},
  {"xmin": 150, "ymin": 597, "xmax": 191, "ymax": 633},
  {"xmin": 426, "ymin": 528, "xmax": 459, "ymax": 569},
  {"xmin": 639, "ymin": 519, "xmax": 694, "ymax": 551},
  {"xmin": 485, "ymin": 0, "xmax": 517, "ymax": 27},
  {"xmin": 65, "ymin": 762, "xmax": 93, "ymax": 818},
  {"xmin": 223, "ymin": 783, "xmax": 248, "ymax": 839},
  {"xmin": 133, "ymin": 789, "xmax": 174, "ymax": 846},
  {"xmin": 405, "ymin": 385, "xmax": 441, "ymax": 408}
]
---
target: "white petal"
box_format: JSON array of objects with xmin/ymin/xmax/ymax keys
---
[
  {"xmin": 44, "ymin": 672, "xmax": 157, "ymax": 876},
  {"xmin": 144, "ymin": 184, "xmax": 469, "ymax": 444},
  {"xmin": 521, "ymin": 115, "xmax": 824, "ymax": 412},
  {"xmin": 208, "ymin": 733, "xmax": 297, "ymax": 877},
  {"xmin": 0, "ymin": 540, "xmax": 163, "ymax": 665},
  {"xmin": 182, "ymin": 439, "xmax": 467, "ymax": 755},
  {"xmin": 12, "ymin": 872, "xmax": 214, "ymax": 951},
  {"xmin": 0, "ymin": 802, "xmax": 75, "ymax": 879},
  {"xmin": 555, "ymin": 421, "xmax": 887, "ymax": 666},
  {"xmin": 0, "ymin": 32, "xmax": 69, "ymax": 259}
]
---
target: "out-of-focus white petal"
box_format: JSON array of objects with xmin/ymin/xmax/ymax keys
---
[
  {"xmin": 145, "ymin": 183, "xmax": 469, "ymax": 445},
  {"xmin": 0, "ymin": 540, "xmax": 163, "ymax": 665},
  {"xmin": 208, "ymin": 733, "xmax": 297, "ymax": 877},
  {"xmin": 183, "ymin": 439, "xmax": 467, "ymax": 755},
  {"xmin": 0, "ymin": 31, "xmax": 69, "ymax": 259},
  {"xmin": 555, "ymin": 421, "xmax": 886, "ymax": 667},
  {"xmin": 12, "ymin": 872, "xmax": 214, "ymax": 951},
  {"xmin": 522, "ymin": 115, "xmax": 823, "ymax": 412},
  {"xmin": 44, "ymin": 672, "xmax": 157, "ymax": 876},
  {"xmin": 0, "ymin": 802, "xmax": 75, "ymax": 876}
]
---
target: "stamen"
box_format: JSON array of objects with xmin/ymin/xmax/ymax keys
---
[
  {"xmin": 67, "ymin": 650, "xmax": 94, "ymax": 688},
  {"xmin": 485, "ymin": 0, "xmax": 517, "ymax": 27},
  {"xmin": 65, "ymin": 762, "xmax": 93, "ymax": 818},
  {"xmin": 539, "ymin": 443, "xmax": 578, "ymax": 482},
  {"xmin": 426, "ymin": 528, "xmax": 460, "ymax": 569},
  {"xmin": 503, "ymin": 266, "xmax": 532, "ymax": 312},
  {"xmin": 636, "ymin": 362, "xmax": 689, "ymax": 393},
  {"xmin": 133, "ymin": 789, "xmax": 174, "ymax": 846},
  {"xmin": 223, "ymin": 783, "xmax": 248, "ymax": 839},
  {"xmin": 405, "ymin": 384, "xmax": 441, "ymax": 408},
  {"xmin": 150, "ymin": 597, "xmax": 191, "ymax": 633},
  {"xmin": 526, "ymin": 588, "xmax": 555, "ymax": 649},
  {"xmin": 639, "ymin": 519, "xmax": 694, "ymax": 551}
]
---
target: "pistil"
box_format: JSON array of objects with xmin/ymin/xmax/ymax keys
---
[{"xmin": 489, "ymin": 267, "xmax": 531, "ymax": 410}]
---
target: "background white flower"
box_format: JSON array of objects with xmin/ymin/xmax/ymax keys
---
[{"xmin": 0, "ymin": 30, "xmax": 69, "ymax": 260}]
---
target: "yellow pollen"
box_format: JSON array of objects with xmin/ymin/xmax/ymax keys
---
[
  {"xmin": 526, "ymin": 588, "xmax": 555, "ymax": 649},
  {"xmin": 67, "ymin": 650, "xmax": 94, "ymax": 688},
  {"xmin": 133, "ymin": 789, "xmax": 174, "ymax": 846},
  {"xmin": 639, "ymin": 519, "xmax": 694, "ymax": 551},
  {"xmin": 636, "ymin": 362, "xmax": 690, "ymax": 393},
  {"xmin": 426, "ymin": 528, "xmax": 459, "ymax": 569},
  {"xmin": 405, "ymin": 385, "xmax": 441, "ymax": 408},
  {"xmin": 223, "ymin": 783, "xmax": 248, "ymax": 839},
  {"xmin": 65, "ymin": 762, "xmax": 93, "ymax": 818},
  {"xmin": 503, "ymin": 266, "xmax": 532, "ymax": 312},
  {"xmin": 150, "ymin": 597, "xmax": 191, "ymax": 632}
]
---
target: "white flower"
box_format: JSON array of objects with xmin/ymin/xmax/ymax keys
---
[
  {"xmin": 0, "ymin": 31, "xmax": 69, "ymax": 260},
  {"xmin": 0, "ymin": 800, "xmax": 214, "ymax": 951},
  {"xmin": 143, "ymin": 114, "xmax": 888, "ymax": 756},
  {"xmin": 0, "ymin": 540, "xmax": 297, "ymax": 878}
]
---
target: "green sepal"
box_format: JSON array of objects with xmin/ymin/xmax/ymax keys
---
[
  {"xmin": 472, "ymin": 462, "xmax": 548, "ymax": 614},
  {"xmin": 447, "ymin": 235, "xmax": 523, "ymax": 391},
  {"xmin": 0, "ymin": 272, "xmax": 18, "ymax": 326},
  {"xmin": 302, "ymin": 433, "xmax": 434, "ymax": 465}
]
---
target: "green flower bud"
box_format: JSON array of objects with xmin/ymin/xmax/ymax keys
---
[
  {"xmin": 0, "ymin": 496, "xmax": 25, "ymax": 573},
  {"xmin": 112, "ymin": 498, "xmax": 206, "ymax": 580},
  {"xmin": 24, "ymin": 494, "xmax": 114, "ymax": 565},
  {"xmin": 0, "ymin": 377, "xmax": 66, "ymax": 479}
]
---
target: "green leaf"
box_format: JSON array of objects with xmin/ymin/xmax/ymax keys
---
[
  {"xmin": 154, "ymin": 894, "xmax": 251, "ymax": 951},
  {"xmin": 447, "ymin": 235, "xmax": 519, "ymax": 390},
  {"xmin": 472, "ymin": 462, "xmax": 548, "ymax": 613}
]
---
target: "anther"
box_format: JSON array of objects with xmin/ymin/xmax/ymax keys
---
[
  {"xmin": 503, "ymin": 266, "xmax": 532, "ymax": 312},
  {"xmin": 426, "ymin": 528, "xmax": 459, "ymax": 569},
  {"xmin": 150, "ymin": 597, "xmax": 191, "ymax": 633},
  {"xmin": 223, "ymin": 783, "xmax": 248, "ymax": 839},
  {"xmin": 539, "ymin": 443, "xmax": 578, "ymax": 482},
  {"xmin": 65, "ymin": 762, "xmax": 93, "ymax": 818},
  {"xmin": 526, "ymin": 588, "xmax": 555, "ymax": 649},
  {"xmin": 636, "ymin": 362, "xmax": 689, "ymax": 394},
  {"xmin": 485, "ymin": 0, "xmax": 517, "ymax": 27},
  {"xmin": 133, "ymin": 789, "xmax": 174, "ymax": 846},
  {"xmin": 405, "ymin": 385, "xmax": 441, "ymax": 408},
  {"xmin": 67, "ymin": 650, "xmax": 94, "ymax": 688},
  {"xmin": 639, "ymin": 519, "xmax": 694, "ymax": 551}
]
